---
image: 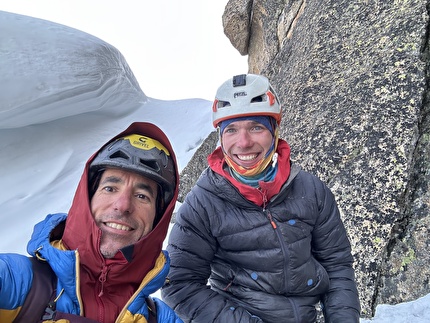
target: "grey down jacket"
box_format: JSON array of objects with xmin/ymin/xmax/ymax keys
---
[{"xmin": 162, "ymin": 164, "xmax": 360, "ymax": 323}]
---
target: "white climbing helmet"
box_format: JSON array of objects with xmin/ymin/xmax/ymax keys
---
[{"xmin": 212, "ymin": 74, "xmax": 282, "ymax": 128}]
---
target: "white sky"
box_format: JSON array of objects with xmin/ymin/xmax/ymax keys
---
[{"xmin": 0, "ymin": 0, "xmax": 248, "ymax": 100}]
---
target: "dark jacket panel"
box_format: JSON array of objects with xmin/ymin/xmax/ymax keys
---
[{"xmin": 162, "ymin": 161, "xmax": 360, "ymax": 322}]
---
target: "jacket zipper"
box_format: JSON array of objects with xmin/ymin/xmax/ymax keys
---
[{"xmin": 265, "ymin": 208, "xmax": 290, "ymax": 294}]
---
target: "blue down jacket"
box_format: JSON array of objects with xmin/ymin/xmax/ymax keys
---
[
  {"xmin": 0, "ymin": 213, "xmax": 182, "ymax": 323},
  {"xmin": 162, "ymin": 164, "xmax": 360, "ymax": 322}
]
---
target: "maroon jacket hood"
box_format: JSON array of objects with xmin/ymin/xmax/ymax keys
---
[{"xmin": 61, "ymin": 122, "xmax": 179, "ymax": 297}]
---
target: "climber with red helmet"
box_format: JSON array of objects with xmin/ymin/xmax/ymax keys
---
[
  {"xmin": 162, "ymin": 74, "xmax": 361, "ymax": 322},
  {"xmin": 0, "ymin": 122, "xmax": 183, "ymax": 323}
]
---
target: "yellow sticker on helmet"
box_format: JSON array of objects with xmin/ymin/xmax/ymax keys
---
[{"xmin": 123, "ymin": 134, "xmax": 170, "ymax": 155}]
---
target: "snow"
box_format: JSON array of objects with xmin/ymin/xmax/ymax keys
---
[
  {"xmin": 359, "ymin": 293, "xmax": 430, "ymax": 323},
  {"xmin": 1, "ymin": 10, "xmax": 428, "ymax": 323}
]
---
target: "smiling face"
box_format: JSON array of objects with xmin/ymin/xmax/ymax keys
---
[
  {"xmin": 90, "ymin": 167, "xmax": 158, "ymax": 258},
  {"xmin": 221, "ymin": 119, "xmax": 273, "ymax": 169}
]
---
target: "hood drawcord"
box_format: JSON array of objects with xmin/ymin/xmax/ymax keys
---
[{"xmin": 98, "ymin": 264, "xmax": 109, "ymax": 297}]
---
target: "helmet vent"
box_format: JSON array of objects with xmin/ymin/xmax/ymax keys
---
[
  {"xmin": 219, "ymin": 100, "xmax": 231, "ymax": 108},
  {"xmin": 251, "ymin": 95, "xmax": 264, "ymax": 103},
  {"xmin": 139, "ymin": 159, "xmax": 160, "ymax": 173},
  {"xmin": 110, "ymin": 150, "xmax": 130, "ymax": 161},
  {"xmin": 233, "ymin": 74, "xmax": 247, "ymax": 87}
]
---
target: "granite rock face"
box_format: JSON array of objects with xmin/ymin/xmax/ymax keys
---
[{"xmin": 180, "ymin": 0, "xmax": 430, "ymax": 318}]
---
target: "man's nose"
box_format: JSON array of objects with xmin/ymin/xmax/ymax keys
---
[
  {"xmin": 113, "ymin": 192, "xmax": 133, "ymax": 214},
  {"xmin": 236, "ymin": 130, "xmax": 253, "ymax": 148}
]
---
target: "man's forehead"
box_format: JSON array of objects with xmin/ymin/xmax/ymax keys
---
[{"xmin": 101, "ymin": 167, "xmax": 156, "ymax": 185}]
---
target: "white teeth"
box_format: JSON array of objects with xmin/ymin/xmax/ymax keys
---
[
  {"xmin": 237, "ymin": 154, "xmax": 257, "ymax": 161},
  {"xmin": 105, "ymin": 222, "xmax": 131, "ymax": 231}
]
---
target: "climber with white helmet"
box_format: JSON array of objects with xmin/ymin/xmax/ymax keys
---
[{"xmin": 162, "ymin": 74, "xmax": 360, "ymax": 322}]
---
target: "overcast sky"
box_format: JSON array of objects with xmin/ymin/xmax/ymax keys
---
[{"xmin": 0, "ymin": 0, "xmax": 248, "ymax": 100}]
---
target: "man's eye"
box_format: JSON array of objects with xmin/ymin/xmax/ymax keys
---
[
  {"xmin": 103, "ymin": 186, "xmax": 114, "ymax": 192},
  {"xmin": 136, "ymin": 193, "xmax": 149, "ymax": 200},
  {"xmin": 252, "ymin": 125, "xmax": 265, "ymax": 131}
]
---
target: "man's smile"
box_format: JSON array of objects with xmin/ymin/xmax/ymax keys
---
[
  {"xmin": 104, "ymin": 222, "xmax": 133, "ymax": 231},
  {"xmin": 236, "ymin": 153, "xmax": 258, "ymax": 161}
]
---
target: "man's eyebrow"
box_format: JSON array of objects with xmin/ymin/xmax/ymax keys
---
[
  {"xmin": 224, "ymin": 123, "xmax": 237, "ymax": 129},
  {"xmin": 100, "ymin": 175, "xmax": 122, "ymax": 184},
  {"xmin": 249, "ymin": 121, "xmax": 264, "ymax": 125}
]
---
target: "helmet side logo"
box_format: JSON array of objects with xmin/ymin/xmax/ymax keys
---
[{"xmin": 234, "ymin": 91, "xmax": 247, "ymax": 99}]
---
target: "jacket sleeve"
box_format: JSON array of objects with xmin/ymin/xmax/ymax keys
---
[
  {"xmin": 311, "ymin": 179, "xmax": 361, "ymax": 322},
  {"xmin": 161, "ymin": 191, "xmax": 263, "ymax": 323},
  {"xmin": 153, "ymin": 298, "xmax": 184, "ymax": 323},
  {"xmin": 0, "ymin": 254, "xmax": 33, "ymax": 322}
]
